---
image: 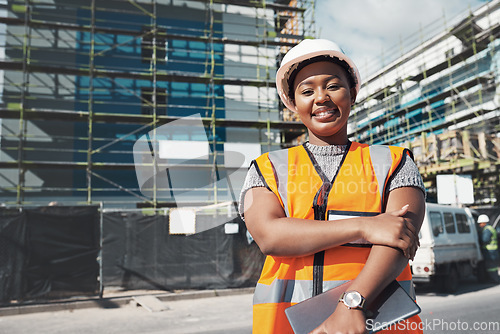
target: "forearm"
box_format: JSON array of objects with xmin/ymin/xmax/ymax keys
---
[
  {"xmin": 250, "ymin": 216, "xmax": 364, "ymax": 257},
  {"xmin": 311, "ymin": 246, "xmax": 408, "ymax": 334},
  {"xmin": 244, "ymin": 187, "xmax": 420, "ymax": 258},
  {"xmin": 244, "ymin": 187, "xmax": 366, "ymax": 257},
  {"xmin": 348, "ymin": 245, "xmax": 408, "ymax": 302},
  {"xmin": 348, "ymin": 187, "xmax": 425, "ymax": 303}
]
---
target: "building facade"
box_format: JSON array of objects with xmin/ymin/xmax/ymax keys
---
[
  {"xmin": 0, "ymin": 0, "xmax": 314, "ymax": 208},
  {"xmin": 349, "ymin": 0, "xmax": 500, "ymax": 206}
]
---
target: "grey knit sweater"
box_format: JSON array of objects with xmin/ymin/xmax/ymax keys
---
[{"xmin": 238, "ymin": 142, "xmax": 425, "ymax": 217}]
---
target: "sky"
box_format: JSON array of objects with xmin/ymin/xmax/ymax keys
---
[{"xmin": 315, "ymin": 0, "xmax": 491, "ymax": 78}]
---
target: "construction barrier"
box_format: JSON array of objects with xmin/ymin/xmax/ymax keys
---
[{"xmin": 0, "ymin": 206, "xmax": 264, "ymax": 305}]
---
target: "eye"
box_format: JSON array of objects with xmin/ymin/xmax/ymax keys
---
[
  {"xmin": 300, "ymin": 88, "xmax": 314, "ymax": 96},
  {"xmin": 327, "ymin": 83, "xmax": 340, "ymax": 90}
]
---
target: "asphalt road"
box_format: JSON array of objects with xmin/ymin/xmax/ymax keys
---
[
  {"xmin": 0, "ymin": 292, "xmax": 254, "ymax": 334},
  {"xmin": 1, "ymin": 279, "xmax": 499, "ymax": 334},
  {"xmin": 416, "ymin": 279, "xmax": 500, "ymax": 333}
]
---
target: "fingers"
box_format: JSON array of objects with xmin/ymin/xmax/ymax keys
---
[
  {"xmin": 389, "ymin": 204, "xmax": 410, "ymax": 217},
  {"xmin": 400, "ymin": 222, "xmax": 420, "ymax": 260},
  {"xmin": 399, "ymin": 236, "xmax": 417, "ymax": 259},
  {"xmin": 391, "ymin": 204, "xmax": 420, "ymax": 259},
  {"xmin": 366, "ymin": 206, "xmax": 421, "ymax": 258},
  {"xmin": 404, "ymin": 221, "xmax": 419, "ymax": 245},
  {"xmin": 389, "ymin": 216, "xmax": 418, "ymax": 259},
  {"xmin": 403, "ymin": 212, "xmax": 421, "ymax": 258},
  {"xmin": 398, "ymin": 236, "xmax": 412, "ymax": 259}
]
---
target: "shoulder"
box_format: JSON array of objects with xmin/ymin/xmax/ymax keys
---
[
  {"xmin": 354, "ymin": 142, "xmax": 409, "ymax": 155},
  {"xmin": 254, "ymin": 145, "xmax": 303, "ymax": 164},
  {"xmin": 386, "ymin": 148, "xmax": 425, "ymax": 196},
  {"xmin": 379, "ymin": 144, "xmax": 412, "ymax": 157},
  {"xmin": 485, "ymin": 225, "xmax": 495, "ymax": 233},
  {"xmin": 357, "ymin": 143, "xmax": 412, "ymax": 164}
]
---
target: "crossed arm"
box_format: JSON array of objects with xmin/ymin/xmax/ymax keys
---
[{"xmin": 244, "ymin": 185, "xmax": 425, "ymax": 334}]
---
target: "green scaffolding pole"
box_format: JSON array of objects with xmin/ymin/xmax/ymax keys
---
[
  {"xmin": 16, "ymin": 0, "xmax": 31, "ymax": 205},
  {"xmin": 86, "ymin": 0, "xmax": 95, "ymax": 205}
]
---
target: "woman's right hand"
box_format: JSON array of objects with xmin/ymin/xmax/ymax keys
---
[{"xmin": 362, "ymin": 205, "xmax": 420, "ymax": 259}]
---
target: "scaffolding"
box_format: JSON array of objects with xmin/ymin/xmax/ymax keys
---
[
  {"xmin": 349, "ymin": 0, "xmax": 500, "ymax": 206},
  {"xmin": 0, "ymin": 0, "xmax": 315, "ymax": 208}
]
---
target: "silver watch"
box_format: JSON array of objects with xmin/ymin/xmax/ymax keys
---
[{"xmin": 339, "ymin": 290, "xmax": 366, "ymax": 310}]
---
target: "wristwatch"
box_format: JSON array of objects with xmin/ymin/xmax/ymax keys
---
[{"xmin": 339, "ymin": 290, "xmax": 366, "ymax": 310}]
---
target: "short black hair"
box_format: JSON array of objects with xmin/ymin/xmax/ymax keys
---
[{"xmin": 287, "ymin": 55, "xmax": 356, "ymax": 99}]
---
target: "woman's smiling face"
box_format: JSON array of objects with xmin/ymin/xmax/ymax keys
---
[{"xmin": 291, "ymin": 61, "xmax": 356, "ymax": 146}]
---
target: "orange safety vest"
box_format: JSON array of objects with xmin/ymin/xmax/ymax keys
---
[{"xmin": 251, "ymin": 142, "xmax": 422, "ymax": 334}]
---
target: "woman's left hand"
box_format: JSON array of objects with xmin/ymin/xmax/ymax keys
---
[{"xmin": 309, "ymin": 303, "xmax": 367, "ymax": 334}]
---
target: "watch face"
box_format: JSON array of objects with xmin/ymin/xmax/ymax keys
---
[{"xmin": 344, "ymin": 291, "xmax": 362, "ymax": 307}]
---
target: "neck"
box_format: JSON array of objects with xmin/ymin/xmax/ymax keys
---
[{"xmin": 308, "ymin": 132, "xmax": 349, "ymax": 146}]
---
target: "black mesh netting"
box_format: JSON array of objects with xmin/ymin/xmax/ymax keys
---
[
  {"xmin": 0, "ymin": 208, "xmax": 27, "ymax": 303},
  {"xmin": 23, "ymin": 206, "xmax": 100, "ymax": 299},
  {"xmin": 102, "ymin": 212, "xmax": 264, "ymax": 290},
  {"xmin": 1, "ymin": 206, "xmax": 265, "ymax": 304},
  {"xmin": 0, "ymin": 206, "xmax": 100, "ymax": 303}
]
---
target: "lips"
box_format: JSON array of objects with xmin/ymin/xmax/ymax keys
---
[{"xmin": 312, "ymin": 108, "xmax": 339, "ymax": 121}]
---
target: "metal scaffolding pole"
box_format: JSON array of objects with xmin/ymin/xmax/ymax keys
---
[
  {"xmin": 16, "ymin": 0, "xmax": 31, "ymax": 205},
  {"xmin": 86, "ymin": 0, "xmax": 96, "ymax": 204}
]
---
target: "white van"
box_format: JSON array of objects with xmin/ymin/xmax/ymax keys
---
[{"xmin": 410, "ymin": 203, "xmax": 483, "ymax": 293}]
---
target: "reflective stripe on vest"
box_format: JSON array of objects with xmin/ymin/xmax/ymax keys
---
[
  {"xmin": 251, "ymin": 142, "xmax": 416, "ymax": 328},
  {"xmin": 370, "ymin": 145, "xmax": 393, "ymax": 203},
  {"xmin": 253, "ymin": 277, "xmax": 416, "ymax": 305},
  {"xmin": 267, "ymin": 149, "xmax": 290, "ymax": 217},
  {"xmin": 483, "ymin": 225, "xmax": 498, "ymax": 251}
]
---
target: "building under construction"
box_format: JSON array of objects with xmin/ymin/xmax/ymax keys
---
[
  {"xmin": 1, "ymin": 0, "xmax": 500, "ymax": 210},
  {"xmin": 0, "ymin": 0, "xmax": 314, "ymax": 209},
  {"xmin": 350, "ymin": 0, "xmax": 500, "ymax": 207},
  {"xmin": 2, "ymin": 0, "xmax": 500, "ymax": 304},
  {"xmin": 0, "ymin": 0, "xmax": 315, "ymax": 303}
]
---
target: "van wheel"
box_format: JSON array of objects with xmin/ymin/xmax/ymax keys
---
[{"xmin": 442, "ymin": 266, "xmax": 459, "ymax": 293}]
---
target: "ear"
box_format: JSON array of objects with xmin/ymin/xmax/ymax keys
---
[
  {"xmin": 289, "ymin": 99, "xmax": 299, "ymax": 113},
  {"xmin": 350, "ymin": 87, "xmax": 357, "ymax": 106}
]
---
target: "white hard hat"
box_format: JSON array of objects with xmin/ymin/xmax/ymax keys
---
[
  {"xmin": 478, "ymin": 214, "xmax": 490, "ymax": 224},
  {"xmin": 276, "ymin": 39, "xmax": 361, "ymax": 112}
]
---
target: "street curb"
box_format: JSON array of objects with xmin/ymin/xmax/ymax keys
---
[{"xmin": 0, "ymin": 287, "xmax": 255, "ymax": 317}]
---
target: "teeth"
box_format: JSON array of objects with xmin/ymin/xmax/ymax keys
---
[{"xmin": 315, "ymin": 111, "xmax": 333, "ymax": 117}]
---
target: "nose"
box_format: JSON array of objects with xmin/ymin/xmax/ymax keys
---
[{"xmin": 315, "ymin": 89, "xmax": 330, "ymax": 104}]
